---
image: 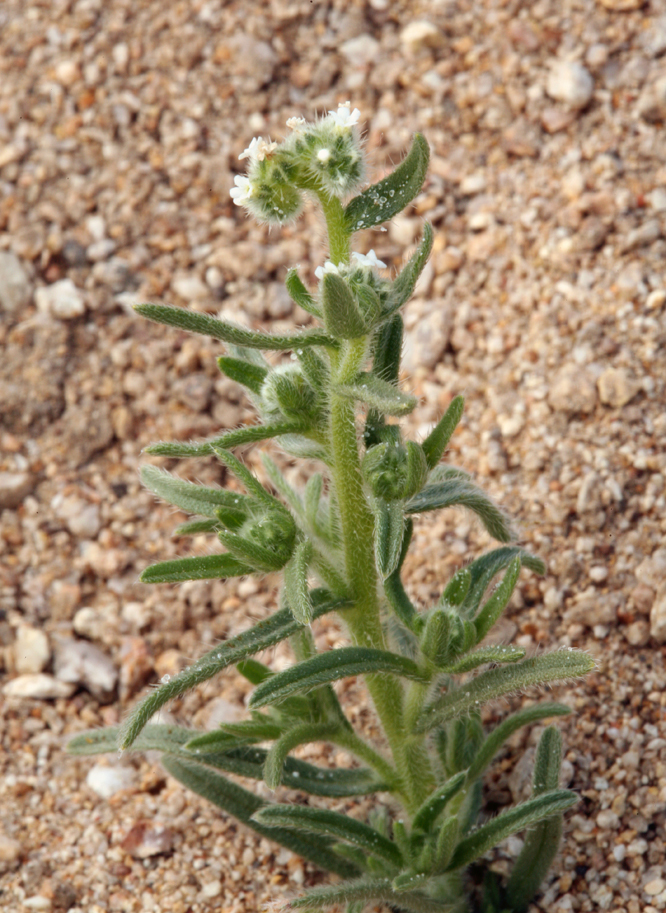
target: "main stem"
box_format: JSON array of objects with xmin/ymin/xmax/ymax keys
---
[{"xmin": 321, "ymin": 201, "xmax": 434, "ymax": 810}]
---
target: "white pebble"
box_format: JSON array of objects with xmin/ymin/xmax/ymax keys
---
[
  {"xmin": 86, "ymin": 763, "xmax": 136, "ymax": 799},
  {"xmin": 547, "ymin": 60, "xmax": 594, "ymax": 109}
]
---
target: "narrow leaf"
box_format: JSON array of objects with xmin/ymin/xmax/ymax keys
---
[
  {"xmin": 364, "ymin": 315, "xmax": 404, "ymax": 447},
  {"xmin": 393, "ymin": 872, "xmax": 428, "ymax": 893},
  {"xmin": 162, "ymin": 756, "xmax": 358, "ymax": 878},
  {"xmin": 284, "ymin": 540, "xmax": 315, "ymax": 624},
  {"xmin": 461, "ymin": 547, "xmax": 546, "ymax": 617},
  {"xmin": 144, "ymin": 421, "xmax": 308, "ymax": 457},
  {"xmin": 441, "ymin": 568, "xmax": 471, "ymax": 608},
  {"xmin": 253, "ymin": 806, "xmax": 403, "ymax": 868},
  {"xmin": 286, "ymin": 268, "xmax": 321, "ymax": 317},
  {"xmin": 384, "ymin": 519, "xmax": 423, "ymax": 633},
  {"xmin": 466, "ymin": 704, "xmax": 570, "ymax": 785},
  {"xmin": 406, "ymin": 479, "xmax": 515, "ymax": 543},
  {"xmin": 412, "ymin": 771, "xmax": 467, "ymax": 832},
  {"xmin": 217, "ymin": 529, "xmax": 289, "ymax": 573},
  {"xmin": 403, "ymin": 441, "xmax": 429, "ymax": 499},
  {"xmin": 338, "ymin": 373, "xmax": 417, "ymax": 417},
  {"xmin": 374, "ymin": 500, "xmax": 405, "ymax": 579},
  {"xmin": 433, "ymin": 816, "xmax": 459, "ymax": 873},
  {"xmin": 67, "ymin": 724, "xmax": 192, "ymax": 756},
  {"xmin": 140, "ymin": 553, "xmax": 253, "ymax": 584},
  {"xmin": 119, "ymin": 590, "xmax": 348, "ymax": 748},
  {"xmin": 473, "ymin": 557, "xmax": 521, "ymax": 644},
  {"xmin": 384, "ymin": 222, "xmax": 434, "ymax": 317},
  {"xmin": 422, "ymin": 396, "xmax": 465, "ymax": 471},
  {"xmin": 344, "ymin": 134, "xmax": 430, "ymax": 232},
  {"xmin": 173, "ymin": 518, "xmax": 220, "ymax": 536},
  {"xmin": 440, "ymin": 644, "xmax": 526, "ymax": 675},
  {"xmin": 217, "ymin": 356, "xmax": 268, "ymax": 395},
  {"xmin": 415, "ymin": 651, "xmax": 595, "ymax": 734},
  {"xmin": 263, "ymin": 722, "xmax": 340, "ymax": 789},
  {"xmin": 304, "ymin": 474, "xmax": 323, "ymax": 527},
  {"xmin": 290, "ymin": 878, "xmax": 452, "ymax": 912},
  {"xmin": 185, "ymin": 720, "xmax": 285, "ymax": 751},
  {"xmin": 141, "ymin": 465, "xmax": 251, "ymax": 518},
  {"xmin": 249, "ymin": 647, "xmax": 428, "ymax": 710},
  {"xmin": 505, "ymin": 729, "xmax": 565, "ymax": 912},
  {"xmin": 134, "ymin": 303, "xmax": 337, "ymax": 350},
  {"xmin": 261, "ymin": 453, "xmax": 305, "ymax": 517},
  {"xmin": 321, "ymin": 272, "xmax": 367, "ymax": 338},
  {"xmin": 446, "ymin": 790, "xmax": 577, "ymax": 871},
  {"xmin": 210, "ymin": 446, "xmax": 279, "ymax": 508}
]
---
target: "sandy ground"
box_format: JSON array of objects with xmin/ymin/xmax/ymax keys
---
[{"xmin": 1, "ymin": 0, "xmax": 666, "ymax": 911}]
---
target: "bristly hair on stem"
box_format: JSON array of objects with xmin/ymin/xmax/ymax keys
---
[{"xmin": 68, "ymin": 101, "xmax": 594, "ymax": 913}]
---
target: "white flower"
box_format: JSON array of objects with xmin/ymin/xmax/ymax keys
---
[
  {"xmin": 238, "ymin": 136, "xmax": 277, "ymax": 162},
  {"xmin": 352, "ymin": 249, "xmax": 387, "ymax": 270},
  {"xmin": 314, "ymin": 260, "xmax": 340, "ymax": 280},
  {"xmin": 317, "ymin": 148, "xmax": 332, "ymax": 163},
  {"xmin": 327, "ymin": 101, "xmax": 361, "ymax": 130},
  {"xmin": 230, "ymin": 175, "xmax": 253, "ymax": 206},
  {"xmin": 286, "ymin": 116, "xmax": 307, "ymax": 130}
]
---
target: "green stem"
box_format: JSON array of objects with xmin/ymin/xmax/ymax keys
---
[{"xmin": 316, "ymin": 192, "xmax": 350, "ymax": 266}]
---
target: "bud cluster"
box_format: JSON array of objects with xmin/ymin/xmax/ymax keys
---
[{"xmin": 230, "ymin": 102, "xmax": 365, "ymax": 224}]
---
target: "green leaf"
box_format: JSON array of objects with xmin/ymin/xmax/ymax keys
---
[
  {"xmin": 253, "ymin": 806, "xmax": 403, "ymax": 869},
  {"xmin": 173, "ymin": 518, "xmax": 220, "ymax": 536},
  {"xmin": 393, "ymin": 872, "xmax": 429, "ymax": 893},
  {"xmin": 144, "ymin": 421, "xmax": 309, "ymax": 457},
  {"xmin": 466, "ymin": 704, "xmax": 570, "ymax": 785},
  {"xmin": 217, "ymin": 355, "xmax": 268, "ymax": 395},
  {"xmin": 140, "ymin": 553, "xmax": 253, "ymax": 584},
  {"xmin": 284, "ymin": 540, "xmax": 315, "ymax": 624},
  {"xmin": 286, "ymin": 267, "xmax": 321, "ymax": 317},
  {"xmin": 440, "ymin": 644, "xmax": 526, "ymax": 675},
  {"xmin": 141, "ymin": 465, "xmax": 252, "ymax": 518},
  {"xmin": 460, "ymin": 548, "xmax": 546, "ymax": 618},
  {"xmin": 261, "ymin": 453, "xmax": 305, "ymax": 517},
  {"xmin": 364, "ymin": 315, "xmax": 404, "ymax": 447},
  {"xmin": 420, "ymin": 610, "xmax": 452, "ymax": 668},
  {"xmin": 263, "ymin": 722, "xmax": 341, "ymax": 789},
  {"xmin": 217, "ymin": 529, "xmax": 289, "ymax": 573},
  {"xmin": 210, "ymin": 446, "xmax": 280, "ymax": 509},
  {"xmin": 298, "ymin": 347, "xmax": 330, "ymax": 393},
  {"xmin": 344, "ymin": 134, "xmax": 430, "ymax": 232},
  {"xmin": 384, "ymin": 519, "xmax": 423, "ymax": 633},
  {"xmin": 338, "ymin": 373, "xmax": 417, "ymax": 417},
  {"xmin": 304, "ymin": 473, "xmax": 323, "ymax": 528},
  {"xmin": 134, "ymin": 303, "xmax": 337, "ymax": 350},
  {"xmin": 118, "ymin": 590, "xmax": 348, "ymax": 748},
  {"xmin": 415, "ymin": 651, "xmax": 595, "ymax": 734},
  {"xmin": 185, "ymin": 719, "xmax": 285, "ymax": 751},
  {"xmin": 249, "ymin": 647, "xmax": 429, "ymax": 710},
  {"xmin": 403, "ymin": 442, "xmax": 429, "ymax": 499},
  {"xmin": 473, "ymin": 557, "xmax": 521, "ymax": 644},
  {"xmin": 384, "ymin": 222, "xmax": 434, "ymax": 317},
  {"xmin": 321, "ymin": 272, "xmax": 367, "ymax": 338},
  {"xmin": 67, "ymin": 723, "xmax": 192, "ymax": 756},
  {"xmin": 422, "ymin": 396, "xmax": 465, "ymax": 471},
  {"xmin": 412, "ymin": 771, "xmax": 467, "ymax": 832},
  {"xmin": 446, "ymin": 789, "xmax": 577, "ymax": 871},
  {"xmin": 406, "ymin": 479, "xmax": 515, "ymax": 543},
  {"xmin": 289, "ymin": 878, "xmax": 453, "ymax": 912},
  {"xmin": 161, "ymin": 756, "xmax": 358, "ymax": 878},
  {"xmin": 441, "ymin": 568, "xmax": 471, "ymax": 608},
  {"xmin": 505, "ymin": 729, "xmax": 565, "ymax": 912},
  {"xmin": 374, "ymin": 500, "xmax": 405, "ymax": 579}
]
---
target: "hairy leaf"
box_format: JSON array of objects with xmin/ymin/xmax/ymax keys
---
[
  {"xmin": 406, "ymin": 479, "xmax": 515, "ymax": 544},
  {"xmin": 466, "ymin": 704, "xmax": 570, "ymax": 785},
  {"xmin": 263, "ymin": 722, "xmax": 341, "ymax": 789},
  {"xmin": 140, "ymin": 553, "xmax": 253, "ymax": 584},
  {"xmin": 338, "ymin": 373, "xmax": 417, "ymax": 417},
  {"xmin": 289, "ymin": 877, "xmax": 453, "ymax": 912},
  {"xmin": 412, "ymin": 771, "xmax": 467, "ymax": 832},
  {"xmin": 422, "ymin": 396, "xmax": 465, "ymax": 471},
  {"xmin": 249, "ymin": 647, "xmax": 429, "ymax": 710},
  {"xmin": 374, "ymin": 500, "xmax": 405, "ymax": 579},
  {"xmin": 173, "ymin": 518, "xmax": 220, "ymax": 536},
  {"xmin": 118, "ymin": 590, "xmax": 348, "ymax": 748},
  {"xmin": 415, "ymin": 651, "xmax": 595, "ymax": 733},
  {"xmin": 141, "ymin": 465, "xmax": 252, "ymax": 518},
  {"xmin": 384, "ymin": 222, "xmax": 434, "ymax": 317},
  {"xmin": 67, "ymin": 724, "xmax": 192, "ymax": 756},
  {"xmin": 217, "ymin": 355, "xmax": 268, "ymax": 395},
  {"xmin": 344, "ymin": 134, "xmax": 430, "ymax": 232},
  {"xmin": 473, "ymin": 557, "xmax": 521, "ymax": 644},
  {"xmin": 384, "ymin": 518, "xmax": 423, "ymax": 633},
  {"xmin": 446, "ymin": 789, "xmax": 577, "ymax": 871},
  {"xmin": 135, "ymin": 303, "xmax": 337, "ymax": 350},
  {"xmin": 321, "ymin": 271, "xmax": 367, "ymax": 338},
  {"xmin": 286, "ymin": 268, "xmax": 321, "ymax": 317},
  {"xmin": 460, "ymin": 547, "xmax": 546, "ymax": 618},
  {"xmin": 253, "ymin": 805, "xmax": 403, "ymax": 868},
  {"xmin": 440, "ymin": 644, "xmax": 526, "ymax": 675},
  {"xmin": 162, "ymin": 756, "xmax": 358, "ymax": 878},
  {"xmin": 285, "ymin": 540, "xmax": 315, "ymax": 624},
  {"xmin": 144, "ymin": 421, "xmax": 308, "ymax": 458}
]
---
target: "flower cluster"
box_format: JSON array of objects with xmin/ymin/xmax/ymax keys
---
[{"xmin": 230, "ymin": 102, "xmax": 365, "ymax": 223}]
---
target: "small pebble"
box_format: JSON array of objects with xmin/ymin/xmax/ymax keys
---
[
  {"xmin": 13, "ymin": 625, "xmax": 50, "ymax": 675},
  {"xmin": 649, "ymin": 592, "xmax": 666, "ymax": 643},
  {"xmin": 400, "ymin": 20, "xmax": 443, "ymax": 54},
  {"xmin": 0, "ymin": 472, "xmax": 36, "ymax": 509},
  {"xmin": 86, "ymin": 764, "xmax": 136, "ymax": 799},
  {"xmin": 0, "ymin": 251, "xmax": 31, "ymax": 313},
  {"xmin": 3, "ymin": 674, "xmax": 75, "ymax": 700},
  {"xmin": 547, "ymin": 60, "xmax": 594, "ymax": 109},
  {"xmin": 34, "ymin": 279, "xmax": 86, "ymax": 319},
  {"xmin": 597, "ymin": 367, "xmax": 640, "ymax": 408}
]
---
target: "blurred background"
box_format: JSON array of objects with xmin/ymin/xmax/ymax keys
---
[{"xmin": 1, "ymin": 1, "xmax": 666, "ymax": 911}]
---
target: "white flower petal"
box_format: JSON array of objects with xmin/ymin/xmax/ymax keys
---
[
  {"xmin": 286, "ymin": 116, "xmax": 307, "ymax": 130},
  {"xmin": 230, "ymin": 175, "xmax": 253, "ymax": 205},
  {"xmin": 315, "ymin": 260, "xmax": 339, "ymax": 280},
  {"xmin": 352, "ymin": 249, "xmax": 387, "ymax": 270},
  {"xmin": 327, "ymin": 101, "xmax": 361, "ymax": 130},
  {"xmin": 239, "ymin": 136, "xmax": 277, "ymax": 162}
]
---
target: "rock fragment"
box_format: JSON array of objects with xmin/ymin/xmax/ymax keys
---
[
  {"xmin": 0, "ymin": 251, "xmax": 31, "ymax": 313},
  {"xmin": 400, "ymin": 21, "xmax": 443, "ymax": 54},
  {"xmin": 3, "ymin": 674, "xmax": 75, "ymax": 700},
  {"xmin": 34, "ymin": 279, "xmax": 86, "ymax": 320},
  {"xmin": 597, "ymin": 367, "xmax": 640, "ymax": 407},
  {"xmin": 546, "ymin": 61, "xmax": 594, "ymax": 109},
  {"xmin": 0, "ymin": 472, "xmax": 35, "ymax": 509},
  {"xmin": 548, "ymin": 365, "xmax": 597, "ymax": 414},
  {"xmin": 650, "ymin": 591, "xmax": 666, "ymax": 643},
  {"xmin": 637, "ymin": 76, "xmax": 666, "ymax": 122},
  {"xmin": 53, "ymin": 637, "xmax": 118, "ymax": 701},
  {"xmin": 120, "ymin": 822, "xmax": 174, "ymax": 859},
  {"xmin": 13, "ymin": 625, "xmax": 50, "ymax": 675},
  {"xmin": 86, "ymin": 764, "xmax": 136, "ymax": 799}
]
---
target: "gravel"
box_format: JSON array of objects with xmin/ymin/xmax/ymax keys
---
[{"xmin": 2, "ymin": 0, "xmax": 666, "ymax": 911}]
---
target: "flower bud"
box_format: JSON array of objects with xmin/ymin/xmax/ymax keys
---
[
  {"xmin": 362, "ymin": 434, "xmax": 428, "ymax": 501},
  {"xmin": 261, "ymin": 365, "xmax": 319, "ymax": 423}
]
